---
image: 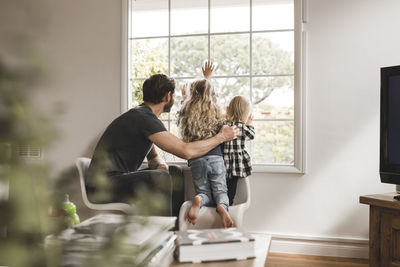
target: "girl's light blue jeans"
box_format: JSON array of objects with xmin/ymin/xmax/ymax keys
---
[{"xmin": 188, "ymin": 155, "xmax": 229, "ymax": 211}]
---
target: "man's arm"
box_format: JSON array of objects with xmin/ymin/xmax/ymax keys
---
[
  {"xmin": 148, "ymin": 125, "xmax": 238, "ymax": 160},
  {"xmin": 146, "ymin": 145, "xmax": 168, "ymax": 171}
]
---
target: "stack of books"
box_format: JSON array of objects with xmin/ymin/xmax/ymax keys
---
[
  {"xmin": 120, "ymin": 216, "xmax": 177, "ymax": 267},
  {"xmin": 175, "ymin": 228, "xmax": 256, "ymax": 263},
  {"xmin": 45, "ymin": 214, "xmax": 177, "ymax": 267}
]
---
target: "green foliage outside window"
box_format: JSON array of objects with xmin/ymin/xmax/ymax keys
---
[{"xmin": 130, "ymin": 34, "xmax": 295, "ymax": 164}]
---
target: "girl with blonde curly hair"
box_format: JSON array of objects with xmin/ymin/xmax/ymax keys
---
[{"xmin": 178, "ymin": 61, "xmax": 233, "ymax": 228}]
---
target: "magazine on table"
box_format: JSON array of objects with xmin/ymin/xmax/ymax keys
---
[{"xmin": 175, "ymin": 228, "xmax": 256, "ymax": 263}]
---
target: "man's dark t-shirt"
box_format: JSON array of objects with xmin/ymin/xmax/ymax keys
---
[{"xmin": 87, "ymin": 103, "xmax": 166, "ymax": 182}]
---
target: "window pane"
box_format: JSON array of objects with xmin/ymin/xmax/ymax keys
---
[
  {"xmin": 170, "ymin": 120, "xmax": 182, "ymax": 141},
  {"xmin": 160, "ymin": 120, "xmax": 169, "ymax": 131},
  {"xmin": 252, "ymin": 76, "xmax": 294, "ymax": 120},
  {"xmin": 253, "ymin": 0, "xmax": 294, "ymax": 31},
  {"xmin": 253, "ymin": 32, "xmax": 294, "ymax": 75},
  {"xmin": 131, "ymin": 0, "xmax": 168, "ymax": 38},
  {"xmin": 159, "ymin": 112, "xmax": 169, "ymax": 120},
  {"xmin": 169, "ymin": 121, "xmax": 185, "ymax": 164},
  {"xmin": 128, "ymin": 0, "xmax": 299, "ymax": 166},
  {"xmin": 131, "ymin": 79, "xmax": 144, "ymax": 107},
  {"xmin": 171, "ymin": 0, "xmax": 208, "ymax": 35},
  {"xmin": 252, "ymin": 120, "xmax": 294, "ymax": 165},
  {"xmin": 157, "ymin": 120, "xmax": 186, "ymax": 162},
  {"xmin": 157, "ymin": 121, "xmax": 172, "ymax": 161},
  {"xmin": 211, "ymin": 0, "xmax": 249, "ymax": 33},
  {"xmin": 211, "ymin": 77, "xmax": 250, "ymax": 108},
  {"xmin": 171, "ymin": 78, "xmax": 196, "ymax": 119},
  {"xmin": 171, "ymin": 36, "xmax": 208, "ymax": 77},
  {"xmin": 131, "ymin": 39, "xmax": 168, "ymax": 79},
  {"xmin": 210, "ymin": 34, "xmax": 250, "ymax": 76}
]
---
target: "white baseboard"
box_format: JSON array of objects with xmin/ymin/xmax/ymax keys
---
[{"xmin": 251, "ymin": 232, "xmax": 369, "ymax": 259}]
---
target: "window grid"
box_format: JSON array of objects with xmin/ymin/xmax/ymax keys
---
[
  {"xmin": 207, "ymin": 0, "xmax": 211, "ymax": 62},
  {"xmin": 129, "ymin": 29, "xmax": 294, "ymax": 40},
  {"xmin": 167, "ymin": 0, "xmax": 171, "ymax": 130},
  {"xmin": 249, "ymin": 0, "xmax": 253, "ymax": 104},
  {"xmin": 160, "ymin": 118, "xmax": 293, "ymax": 122},
  {"xmin": 128, "ymin": 0, "xmax": 296, "ymax": 166},
  {"xmin": 131, "ymin": 74, "xmax": 294, "ymax": 81}
]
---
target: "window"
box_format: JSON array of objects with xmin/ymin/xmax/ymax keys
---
[{"xmin": 123, "ymin": 0, "xmax": 305, "ymax": 173}]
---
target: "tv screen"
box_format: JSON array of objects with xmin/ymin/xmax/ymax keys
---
[
  {"xmin": 387, "ymin": 75, "xmax": 400, "ymax": 164},
  {"xmin": 380, "ymin": 65, "xmax": 400, "ymax": 185}
]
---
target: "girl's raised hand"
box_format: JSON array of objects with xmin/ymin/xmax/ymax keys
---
[
  {"xmin": 182, "ymin": 83, "xmax": 188, "ymax": 100},
  {"xmin": 202, "ymin": 61, "xmax": 215, "ymax": 79}
]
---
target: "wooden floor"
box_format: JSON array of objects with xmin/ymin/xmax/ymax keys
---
[{"xmin": 265, "ymin": 253, "xmax": 369, "ymax": 267}]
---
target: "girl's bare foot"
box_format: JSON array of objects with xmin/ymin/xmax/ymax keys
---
[
  {"xmin": 217, "ymin": 205, "xmax": 233, "ymax": 228},
  {"xmin": 186, "ymin": 196, "xmax": 201, "ymax": 225}
]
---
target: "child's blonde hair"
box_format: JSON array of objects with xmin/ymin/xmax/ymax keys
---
[
  {"xmin": 179, "ymin": 79, "xmax": 223, "ymax": 142},
  {"xmin": 226, "ymin": 96, "xmax": 250, "ymax": 123}
]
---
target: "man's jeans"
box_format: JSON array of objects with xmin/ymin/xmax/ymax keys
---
[
  {"xmin": 88, "ymin": 165, "xmax": 184, "ymax": 217},
  {"xmin": 188, "ymin": 155, "xmax": 229, "ymax": 211}
]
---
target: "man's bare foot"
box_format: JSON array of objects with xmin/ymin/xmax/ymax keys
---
[
  {"xmin": 186, "ymin": 196, "xmax": 201, "ymax": 225},
  {"xmin": 217, "ymin": 205, "xmax": 234, "ymax": 228}
]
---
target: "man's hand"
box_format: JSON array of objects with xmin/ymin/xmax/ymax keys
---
[
  {"xmin": 147, "ymin": 145, "xmax": 169, "ymax": 172},
  {"xmin": 202, "ymin": 61, "xmax": 215, "ymax": 79},
  {"xmin": 157, "ymin": 162, "xmax": 169, "ymax": 171},
  {"xmin": 218, "ymin": 125, "xmax": 239, "ymax": 142},
  {"xmin": 148, "ymin": 159, "xmax": 169, "ymax": 172}
]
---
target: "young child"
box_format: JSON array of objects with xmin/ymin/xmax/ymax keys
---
[
  {"xmin": 178, "ymin": 62, "xmax": 233, "ymax": 228},
  {"xmin": 223, "ymin": 96, "xmax": 255, "ymax": 205}
]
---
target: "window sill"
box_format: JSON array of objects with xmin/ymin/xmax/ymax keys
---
[
  {"xmin": 251, "ymin": 164, "xmax": 304, "ymax": 174},
  {"xmin": 164, "ymin": 161, "xmax": 304, "ymax": 174}
]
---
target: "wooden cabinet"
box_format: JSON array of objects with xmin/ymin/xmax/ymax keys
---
[{"xmin": 360, "ymin": 193, "xmax": 400, "ymax": 267}]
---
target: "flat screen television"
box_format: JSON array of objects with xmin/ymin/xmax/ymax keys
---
[{"xmin": 380, "ymin": 65, "xmax": 400, "ymax": 192}]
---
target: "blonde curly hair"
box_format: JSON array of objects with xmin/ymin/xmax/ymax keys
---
[{"xmin": 178, "ymin": 79, "xmax": 224, "ymax": 142}]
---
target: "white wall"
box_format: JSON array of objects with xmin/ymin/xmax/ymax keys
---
[
  {"xmin": 3, "ymin": 0, "xmax": 400, "ymax": 240},
  {"xmin": 0, "ymin": 0, "xmax": 122, "ymax": 173},
  {"xmin": 38, "ymin": 0, "xmax": 123, "ymax": 173},
  {"xmin": 245, "ymin": 0, "xmax": 400, "ymax": 239}
]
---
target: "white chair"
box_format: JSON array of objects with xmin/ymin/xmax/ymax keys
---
[
  {"xmin": 178, "ymin": 176, "xmax": 251, "ymax": 230},
  {"xmin": 75, "ymin": 157, "xmax": 134, "ymax": 214}
]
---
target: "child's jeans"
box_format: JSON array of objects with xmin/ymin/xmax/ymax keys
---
[{"xmin": 188, "ymin": 155, "xmax": 229, "ymax": 211}]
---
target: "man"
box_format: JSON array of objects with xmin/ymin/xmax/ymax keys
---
[{"xmin": 86, "ymin": 73, "xmax": 238, "ymax": 217}]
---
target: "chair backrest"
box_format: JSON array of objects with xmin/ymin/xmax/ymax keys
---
[
  {"xmin": 75, "ymin": 157, "xmax": 92, "ymax": 207},
  {"xmin": 75, "ymin": 157, "xmax": 135, "ymax": 214}
]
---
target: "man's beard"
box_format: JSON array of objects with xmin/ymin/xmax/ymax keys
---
[{"xmin": 163, "ymin": 97, "xmax": 174, "ymax": 113}]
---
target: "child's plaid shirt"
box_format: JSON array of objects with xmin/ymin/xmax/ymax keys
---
[{"xmin": 223, "ymin": 121, "xmax": 255, "ymax": 179}]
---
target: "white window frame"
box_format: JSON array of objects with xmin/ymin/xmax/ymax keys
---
[{"xmin": 121, "ymin": 0, "xmax": 307, "ymax": 174}]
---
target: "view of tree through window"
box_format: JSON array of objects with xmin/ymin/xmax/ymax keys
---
[{"xmin": 129, "ymin": 0, "xmax": 295, "ymax": 165}]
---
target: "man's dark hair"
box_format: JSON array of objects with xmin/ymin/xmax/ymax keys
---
[{"xmin": 142, "ymin": 74, "xmax": 175, "ymax": 104}]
